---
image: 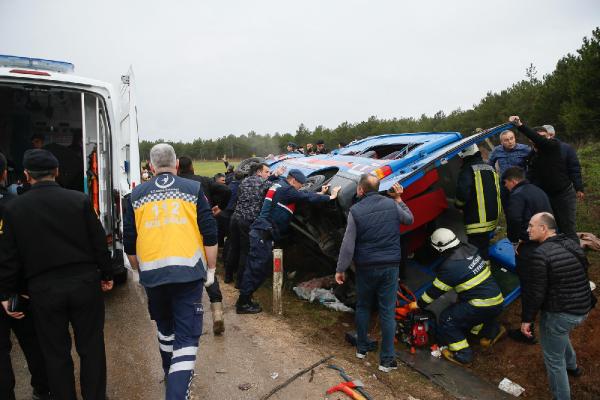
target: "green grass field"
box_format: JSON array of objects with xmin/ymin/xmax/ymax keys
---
[{"xmin": 192, "ymin": 160, "xmax": 235, "ymax": 177}]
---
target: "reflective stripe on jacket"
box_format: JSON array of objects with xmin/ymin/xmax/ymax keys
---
[
  {"xmin": 456, "ymin": 155, "xmax": 501, "ymax": 235},
  {"xmin": 124, "ymin": 173, "xmax": 217, "ymax": 288},
  {"xmin": 418, "ymin": 243, "xmax": 504, "ymax": 308}
]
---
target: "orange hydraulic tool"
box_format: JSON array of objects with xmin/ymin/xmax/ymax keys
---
[{"xmin": 326, "ymin": 381, "xmax": 367, "ymax": 400}]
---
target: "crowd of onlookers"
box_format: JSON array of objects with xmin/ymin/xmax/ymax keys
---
[{"xmin": 0, "ymin": 118, "xmax": 595, "ymax": 399}]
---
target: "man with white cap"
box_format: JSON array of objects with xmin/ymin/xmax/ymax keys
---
[{"xmin": 416, "ymin": 228, "xmax": 505, "ymax": 365}]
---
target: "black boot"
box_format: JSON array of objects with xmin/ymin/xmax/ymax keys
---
[{"xmin": 236, "ymin": 295, "xmax": 262, "ymax": 314}]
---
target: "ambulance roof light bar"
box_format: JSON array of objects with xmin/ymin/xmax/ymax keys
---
[{"xmin": 0, "ymin": 55, "xmax": 74, "ymax": 74}]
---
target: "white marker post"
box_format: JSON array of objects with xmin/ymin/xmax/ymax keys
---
[{"xmin": 273, "ymin": 248, "xmax": 283, "ymax": 315}]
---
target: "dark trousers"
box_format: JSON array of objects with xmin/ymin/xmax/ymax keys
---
[
  {"xmin": 438, "ymin": 302, "xmax": 503, "ymax": 363},
  {"xmin": 145, "ymin": 280, "xmax": 204, "ymax": 400},
  {"xmin": 205, "ymin": 276, "xmax": 223, "ymax": 303},
  {"xmin": 467, "ymin": 232, "xmax": 491, "ymax": 260},
  {"xmin": 225, "ymin": 216, "xmax": 251, "ymax": 286},
  {"xmin": 217, "ymin": 211, "xmax": 231, "ymax": 248},
  {"xmin": 355, "ymin": 266, "xmax": 398, "ymax": 364},
  {"xmin": 549, "ymin": 185, "xmax": 577, "ymax": 241},
  {"xmin": 28, "ymin": 272, "xmax": 107, "ymax": 400},
  {"xmin": 239, "ymin": 229, "xmax": 273, "ymax": 297},
  {"xmin": 0, "ymin": 304, "xmax": 49, "ymax": 400}
]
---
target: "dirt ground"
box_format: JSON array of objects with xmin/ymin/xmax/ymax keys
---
[
  {"xmin": 10, "ymin": 271, "xmax": 447, "ymax": 400},
  {"xmin": 472, "ymin": 256, "xmax": 600, "ymax": 400},
  {"xmin": 268, "ymin": 252, "xmax": 600, "ymax": 400}
]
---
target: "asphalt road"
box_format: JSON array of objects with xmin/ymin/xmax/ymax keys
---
[{"xmin": 11, "ymin": 271, "xmax": 398, "ymax": 399}]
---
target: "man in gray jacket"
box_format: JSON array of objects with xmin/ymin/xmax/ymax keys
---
[{"xmin": 336, "ymin": 175, "xmax": 413, "ymax": 372}]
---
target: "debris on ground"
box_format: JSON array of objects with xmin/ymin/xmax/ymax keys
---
[
  {"xmin": 238, "ymin": 383, "xmax": 252, "ymax": 391},
  {"xmin": 270, "ymin": 372, "xmax": 279, "ymax": 380},
  {"xmin": 498, "ymin": 378, "xmax": 525, "ymax": 397},
  {"xmin": 293, "ymin": 277, "xmax": 353, "ymax": 312},
  {"xmin": 430, "ymin": 344, "xmax": 442, "ymax": 359}
]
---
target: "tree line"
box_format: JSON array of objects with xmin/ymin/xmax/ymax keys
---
[{"xmin": 140, "ymin": 28, "xmax": 600, "ymax": 161}]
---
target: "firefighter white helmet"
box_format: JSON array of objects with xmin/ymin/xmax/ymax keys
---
[
  {"xmin": 430, "ymin": 228, "xmax": 460, "ymax": 252},
  {"xmin": 458, "ymin": 143, "xmax": 479, "ymax": 158}
]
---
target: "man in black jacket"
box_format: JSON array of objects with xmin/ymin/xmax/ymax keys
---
[
  {"xmin": 0, "ymin": 149, "xmax": 113, "ymax": 400},
  {"xmin": 543, "ymin": 125, "xmax": 585, "ymax": 201},
  {"xmin": 0, "ymin": 152, "xmax": 51, "ymax": 400},
  {"xmin": 177, "ymin": 155, "xmax": 229, "ymax": 335},
  {"xmin": 522, "ymin": 212, "xmax": 594, "ymax": 400},
  {"xmin": 502, "ymin": 166, "xmax": 553, "ymax": 343},
  {"xmin": 509, "ymin": 116, "xmax": 577, "ymax": 240}
]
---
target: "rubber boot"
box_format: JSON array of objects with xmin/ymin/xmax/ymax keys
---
[
  {"xmin": 480, "ymin": 325, "xmax": 507, "ymax": 350},
  {"xmin": 211, "ymin": 302, "xmax": 225, "ymax": 335}
]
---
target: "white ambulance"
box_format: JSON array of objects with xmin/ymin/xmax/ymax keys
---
[{"xmin": 0, "ymin": 55, "xmax": 141, "ymax": 283}]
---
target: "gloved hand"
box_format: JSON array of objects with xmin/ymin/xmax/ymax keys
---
[
  {"xmin": 205, "ymin": 268, "xmax": 216, "ymax": 287},
  {"xmin": 409, "ymin": 301, "xmax": 419, "ymax": 311}
]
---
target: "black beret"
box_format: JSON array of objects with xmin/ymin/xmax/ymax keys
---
[
  {"xmin": 23, "ymin": 149, "xmax": 59, "ymax": 171},
  {"xmin": 316, "ymin": 139, "xmax": 325, "ymax": 145}
]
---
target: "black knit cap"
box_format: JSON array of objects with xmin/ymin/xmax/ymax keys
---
[{"xmin": 23, "ymin": 149, "xmax": 59, "ymax": 171}]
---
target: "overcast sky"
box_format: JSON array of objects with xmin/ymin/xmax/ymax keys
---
[{"xmin": 2, "ymin": 0, "xmax": 599, "ymax": 141}]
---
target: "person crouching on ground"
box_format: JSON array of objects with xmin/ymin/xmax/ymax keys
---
[
  {"xmin": 335, "ymin": 175, "xmax": 413, "ymax": 373},
  {"xmin": 417, "ymin": 228, "xmax": 506, "ymax": 365}
]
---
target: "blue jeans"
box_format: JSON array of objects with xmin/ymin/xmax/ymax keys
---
[
  {"xmin": 540, "ymin": 311, "xmax": 587, "ymax": 400},
  {"xmin": 355, "ymin": 266, "xmax": 398, "ymax": 364}
]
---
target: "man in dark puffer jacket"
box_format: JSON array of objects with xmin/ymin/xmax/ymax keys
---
[{"xmin": 521, "ymin": 212, "xmax": 594, "ymax": 400}]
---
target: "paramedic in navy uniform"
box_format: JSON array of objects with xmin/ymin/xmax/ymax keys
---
[{"xmin": 124, "ymin": 143, "xmax": 218, "ymax": 400}]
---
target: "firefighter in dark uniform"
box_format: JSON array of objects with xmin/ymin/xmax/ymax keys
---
[
  {"xmin": 417, "ymin": 228, "xmax": 506, "ymax": 365},
  {"xmin": 0, "ymin": 149, "xmax": 113, "ymax": 400},
  {"xmin": 455, "ymin": 144, "xmax": 501, "ymax": 260},
  {"xmin": 0, "ymin": 152, "xmax": 51, "ymax": 400},
  {"xmin": 236, "ymin": 169, "xmax": 341, "ymax": 313},
  {"xmin": 124, "ymin": 144, "xmax": 218, "ymax": 400}
]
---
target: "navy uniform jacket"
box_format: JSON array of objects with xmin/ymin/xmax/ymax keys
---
[
  {"xmin": 123, "ymin": 173, "xmax": 218, "ymax": 288},
  {"xmin": 251, "ymin": 178, "xmax": 330, "ymax": 241},
  {"xmin": 418, "ymin": 244, "xmax": 504, "ymax": 309},
  {"xmin": 456, "ymin": 154, "xmax": 501, "ymax": 235}
]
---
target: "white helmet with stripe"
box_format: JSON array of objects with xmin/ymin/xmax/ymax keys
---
[
  {"xmin": 430, "ymin": 228, "xmax": 460, "ymax": 252},
  {"xmin": 458, "ymin": 143, "xmax": 479, "ymax": 158}
]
